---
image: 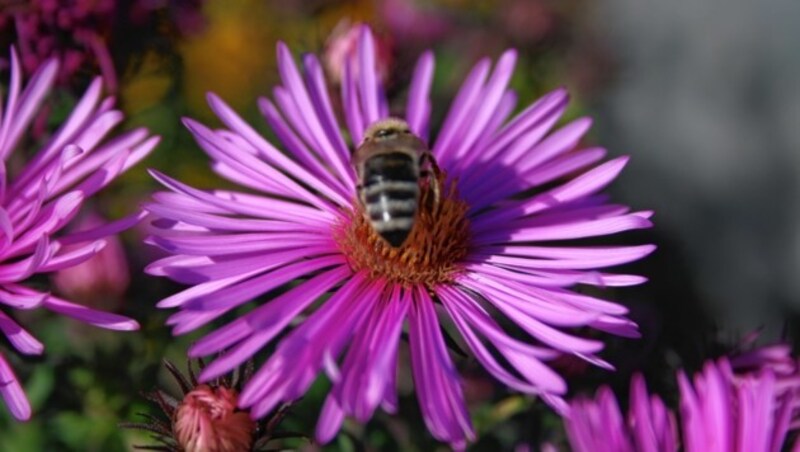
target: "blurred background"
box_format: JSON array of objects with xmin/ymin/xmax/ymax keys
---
[{"xmin": 0, "ymin": 0, "xmax": 798, "ymax": 450}]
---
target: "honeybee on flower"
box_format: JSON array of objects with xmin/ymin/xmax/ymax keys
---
[{"xmin": 145, "ymin": 25, "xmax": 654, "ymax": 448}]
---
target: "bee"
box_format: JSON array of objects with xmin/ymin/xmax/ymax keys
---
[{"xmin": 353, "ymin": 118, "xmax": 440, "ymax": 248}]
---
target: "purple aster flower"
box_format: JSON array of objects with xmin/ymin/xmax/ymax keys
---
[
  {"xmin": 566, "ymin": 354, "xmax": 800, "ymax": 452},
  {"xmin": 0, "ymin": 49, "xmax": 158, "ymax": 420},
  {"xmin": 145, "ymin": 25, "xmax": 653, "ymax": 447}
]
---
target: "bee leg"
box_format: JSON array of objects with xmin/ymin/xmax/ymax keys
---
[{"xmin": 419, "ymin": 151, "xmax": 442, "ymax": 214}]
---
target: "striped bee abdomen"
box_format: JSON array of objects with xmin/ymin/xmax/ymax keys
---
[{"xmin": 360, "ymin": 152, "xmax": 420, "ymax": 247}]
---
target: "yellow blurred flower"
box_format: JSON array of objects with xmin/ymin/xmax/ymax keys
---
[
  {"xmin": 180, "ymin": 0, "xmax": 275, "ymax": 120},
  {"xmin": 120, "ymin": 51, "xmax": 175, "ymax": 115}
]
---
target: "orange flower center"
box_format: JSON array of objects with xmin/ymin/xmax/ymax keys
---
[{"xmin": 336, "ymin": 173, "xmax": 470, "ymax": 288}]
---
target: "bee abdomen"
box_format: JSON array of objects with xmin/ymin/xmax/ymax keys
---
[{"xmin": 360, "ymin": 153, "xmax": 420, "ymax": 247}]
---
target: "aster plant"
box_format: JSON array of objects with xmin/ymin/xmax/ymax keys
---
[
  {"xmin": 566, "ymin": 351, "xmax": 800, "ymax": 451},
  {"xmin": 145, "ymin": 25, "xmax": 653, "ymax": 447},
  {"xmin": 0, "ymin": 49, "xmax": 158, "ymax": 420}
]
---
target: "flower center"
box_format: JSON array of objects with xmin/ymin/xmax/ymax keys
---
[{"xmin": 336, "ymin": 172, "xmax": 470, "ymax": 287}]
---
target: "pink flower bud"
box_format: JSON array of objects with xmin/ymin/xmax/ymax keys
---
[
  {"xmin": 324, "ymin": 21, "xmax": 392, "ymax": 85},
  {"xmin": 173, "ymin": 385, "xmax": 256, "ymax": 452},
  {"xmin": 51, "ymin": 214, "xmax": 130, "ymax": 310}
]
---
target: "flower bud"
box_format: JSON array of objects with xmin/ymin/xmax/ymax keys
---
[
  {"xmin": 324, "ymin": 20, "xmax": 392, "ymax": 85},
  {"xmin": 173, "ymin": 385, "xmax": 255, "ymax": 452},
  {"xmin": 52, "ymin": 213, "xmax": 130, "ymax": 310}
]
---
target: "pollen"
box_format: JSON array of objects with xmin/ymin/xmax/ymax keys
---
[{"xmin": 336, "ymin": 172, "xmax": 471, "ymax": 288}]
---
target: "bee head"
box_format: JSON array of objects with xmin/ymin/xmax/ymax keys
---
[{"xmin": 363, "ymin": 118, "xmax": 412, "ymax": 142}]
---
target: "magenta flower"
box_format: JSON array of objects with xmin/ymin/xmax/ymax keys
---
[
  {"xmin": 145, "ymin": 26, "xmax": 653, "ymax": 447},
  {"xmin": 566, "ymin": 355, "xmax": 800, "ymax": 452},
  {"xmin": 0, "ymin": 49, "xmax": 158, "ymax": 420}
]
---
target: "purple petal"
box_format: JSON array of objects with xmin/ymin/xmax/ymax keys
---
[
  {"xmin": 628, "ymin": 374, "xmax": 676, "ymax": 452},
  {"xmin": 478, "ymin": 156, "xmax": 631, "ymax": 218},
  {"xmin": 0, "ymin": 54, "xmax": 58, "ymax": 160},
  {"xmin": 472, "ymin": 243, "xmax": 656, "ymax": 270},
  {"xmin": 460, "ymin": 90, "xmax": 518, "ymax": 171},
  {"xmin": 6, "ymin": 191, "xmax": 84, "ymax": 259},
  {"xmin": 470, "ymin": 200, "xmax": 631, "ymax": 238},
  {"xmin": 332, "ymin": 286, "xmax": 408, "ymax": 422},
  {"xmin": 42, "ymin": 293, "xmax": 139, "ymax": 331},
  {"xmin": 301, "ymin": 54, "xmax": 354, "ymax": 181},
  {"xmin": 212, "ymin": 189, "xmax": 336, "ymax": 223},
  {"xmin": 341, "ymin": 60, "xmax": 365, "ymax": 144},
  {"xmin": 406, "ymin": 51, "xmax": 435, "ymax": 139},
  {"xmin": 465, "ymin": 262, "xmax": 586, "ymax": 288},
  {"xmin": 408, "ymin": 287, "xmax": 475, "ymax": 444},
  {"xmin": 193, "ymin": 264, "xmax": 350, "ymax": 379},
  {"xmin": 58, "ymin": 210, "xmax": 147, "ymax": 246},
  {"xmin": 515, "ymin": 117, "xmax": 593, "ymax": 171},
  {"xmin": 184, "ymin": 116, "xmax": 337, "ymax": 212},
  {"xmin": 273, "ymin": 44, "xmax": 354, "ymax": 190},
  {"xmin": 589, "ymin": 315, "xmax": 641, "ymax": 339},
  {"xmin": 154, "ymin": 268, "xmax": 257, "ymax": 308},
  {"xmin": 238, "ymin": 273, "xmax": 378, "ymax": 409},
  {"xmin": 459, "ymin": 275, "xmax": 605, "ymax": 354},
  {"xmin": 735, "ymin": 374, "xmax": 775, "ymax": 452},
  {"xmin": 462, "ymin": 115, "xmax": 582, "ymax": 206},
  {"xmin": 148, "ymin": 231, "xmax": 331, "ymax": 256},
  {"xmin": 438, "ymin": 286, "xmax": 566, "ymax": 395},
  {"xmin": 357, "ymin": 26, "xmax": 381, "ymax": 124},
  {"xmin": 188, "ymin": 261, "xmax": 348, "ymax": 354},
  {"xmin": 471, "ymin": 87, "xmax": 568, "ymax": 168},
  {"xmin": 0, "ymin": 237, "xmax": 52, "ymax": 283},
  {"xmin": 0, "ymin": 353, "xmax": 30, "ymax": 420},
  {"xmin": 0, "ymin": 283, "xmax": 48, "ymax": 310},
  {"xmin": 37, "ymin": 240, "xmax": 105, "ymax": 272},
  {"xmin": 258, "ymin": 95, "xmax": 350, "ymax": 198},
  {"xmin": 473, "ymin": 211, "xmax": 653, "ymax": 245},
  {"xmin": 446, "ymin": 50, "xmax": 517, "ymax": 173},
  {"xmin": 6, "ymin": 190, "xmax": 84, "ymax": 260},
  {"xmin": 9, "ymin": 78, "xmax": 102, "ymax": 192},
  {"xmin": 460, "ymin": 272, "xmax": 601, "ymax": 327},
  {"xmin": 145, "ymin": 202, "xmax": 317, "ymax": 233},
  {"xmin": 433, "ymin": 58, "xmax": 491, "ymax": 161},
  {"xmin": 50, "ymin": 129, "xmax": 157, "ymax": 198},
  {"xmin": 184, "ymin": 253, "xmax": 344, "ymax": 310},
  {"xmin": 769, "ymin": 381, "xmax": 795, "ymax": 452},
  {"xmin": 0, "ymin": 310, "xmax": 43, "ymax": 355},
  {"xmin": 316, "ymin": 395, "xmax": 346, "ymax": 444},
  {"xmin": 150, "ymin": 169, "xmax": 333, "ymax": 225}
]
